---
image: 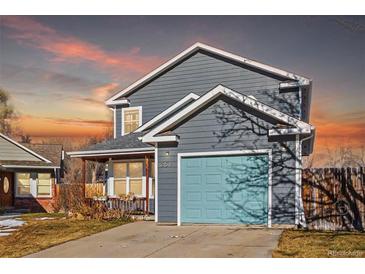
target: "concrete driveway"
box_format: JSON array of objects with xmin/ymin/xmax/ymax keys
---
[{"xmin": 27, "ymin": 221, "xmax": 282, "ymax": 258}]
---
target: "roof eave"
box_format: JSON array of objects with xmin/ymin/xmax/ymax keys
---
[
  {"xmin": 105, "ymin": 42, "xmax": 311, "ymax": 105},
  {"xmin": 0, "ymin": 164, "xmax": 60, "ymax": 169},
  {"xmin": 67, "ymin": 147, "xmax": 155, "ymax": 158}
]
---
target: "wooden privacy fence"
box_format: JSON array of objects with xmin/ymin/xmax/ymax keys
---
[
  {"xmin": 302, "ymin": 167, "xmax": 365, "ymax": 231},
  {"xmin": 85, "ymin": 182, "xmax": 105, "ymax": 198}
]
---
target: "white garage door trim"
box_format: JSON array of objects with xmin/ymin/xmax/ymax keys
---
[{"xmin": 177, "ymin": 149, "xmax": 273, "ymax": 227}]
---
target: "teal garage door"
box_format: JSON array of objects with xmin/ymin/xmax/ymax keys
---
[{"xmin": 181, "ymin": 154, "xmax": 269, "ymax": 224}]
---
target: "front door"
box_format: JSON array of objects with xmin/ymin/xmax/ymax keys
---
[{"xmin": 0, "ymin": 172, "xmax": 14, "ymax": 208}]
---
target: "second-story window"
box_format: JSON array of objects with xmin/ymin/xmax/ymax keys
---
[{"xmin": 122, "ymin": 106, "xmax": 142, "ymax": 135}]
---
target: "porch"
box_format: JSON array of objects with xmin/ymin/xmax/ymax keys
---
[{"xmin": 68, "ymin": 133, "xmax": 156, "ymax": 215}]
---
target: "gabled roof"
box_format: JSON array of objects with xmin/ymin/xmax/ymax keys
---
[
  {"xmin": 142, "ymin": 85, "xmax": 314, "ymax": 143},
  {"xmin": 22, "ymin": 143, "xmax": 63, "ymax": 167},
  {"xmin": 0, "ymin": 133, "xmax": 51, "ymax": 163},
  {"xmin": 106, "ymin": 42, "xmax": 311, "ymax": 106},
  {"xmin": 135, "ymin": 93, "xmax": 200, "ymax": 133}
]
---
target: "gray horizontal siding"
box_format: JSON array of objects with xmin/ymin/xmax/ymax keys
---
[
  {"xmin": 157, "ymin": 99, "xmax": 297, "ymax": 224},
  {"xmin": 127, "ymin": 51, "xmax": 300, "ymax": 126},
  {"xmin": 0, "ymin": 136, "xmax": 41, "ymax": 162}
]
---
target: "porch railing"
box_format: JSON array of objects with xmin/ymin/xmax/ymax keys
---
[{"xmin": 86, "ymin": 197, "xmax": 148, "ymax": 214}]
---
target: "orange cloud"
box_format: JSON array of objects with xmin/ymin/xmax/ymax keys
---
[
  {"xmin": 310, "ymin": 102, "xmax": 365, "ymax": 153},
  {"xmin": 65, "ymin": 82, "xmax": 120, "ymax": 109},
  {"xmin": 93, "ymin": 83, "xmax": 119, "ymax": 100},
  {"xmin": 13, "ymin": 115, "xmax": 112, "ymax": 137},
  {"xmin": 1, "ymin": 16, "xmax": 163, "ymax": 74}
]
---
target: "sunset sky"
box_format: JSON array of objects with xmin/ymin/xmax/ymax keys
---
[{"xmin": 0, "ymin": 16, "xmax": 364, "ymax": 155}]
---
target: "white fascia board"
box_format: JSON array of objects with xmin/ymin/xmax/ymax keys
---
[
  {"xmin": 142, "ymin": 85, "xmax": 312, "ymax": 142},
  {"xmin": 105, "ymin": 42, "xmax": 310, "ymax": 105},
  {"xmin": 142, "ymin": 135, "xmax": 178, "ymax": 143},
  {"xmin": 2, "ymin": 165, "xmax": 60, "ymax": 169},
  {"xmin": 279, "ymin": 81, "xmax": 304, "ymax": 90},
  {"xmin": 0, "ymin": 133, "xmax": 51, "ymax": 163},
  {"xmin": 68, "ymin": 151, "xmax": 154, "ymax": 158},
  {"xmin": 223, "ymin": 87, "xmax": 311, "ymax": 131},
  {"xmin": 105, "ymin": 99, "xmax": 130, "ymax": 106},
  {"xmin": 268, "ymin": 127, "xmax": 311, "ymax": 136},
  {"xmin": 135, "ymin": 93, "xmax": 200, "ymax": 133},
  {"xmin": 67, "ymin": 147, "xmax": 155, "ymax": 157}
]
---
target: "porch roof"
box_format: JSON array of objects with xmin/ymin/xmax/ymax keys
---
[{"xmin": 67, "ymin": 132, "xmax": 154, "ymax": 158}]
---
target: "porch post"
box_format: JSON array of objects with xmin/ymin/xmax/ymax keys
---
[
  {"xmin": 82, "ymin": 158, "xmax": 86, "ymax": 198},
  {"xmin": 107, "ymin": 158, "xmax": 114, "ymax": 196},
  {"xmin": 145, "ymin": 155, "xmax": 149, "ymax": 215}
]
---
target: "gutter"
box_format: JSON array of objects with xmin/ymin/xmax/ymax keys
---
[
  {"xmin": 1, "ymin": 165, "xmax": 60, "ymax": 169},
  {"xmin": 67, "ymin": 147, "xmax": 155, "ymax": 158}
]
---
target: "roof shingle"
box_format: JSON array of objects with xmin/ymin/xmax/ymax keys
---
[{"xmin": 79, "ymin": 132, "xmax": 152, "ymax": 152}]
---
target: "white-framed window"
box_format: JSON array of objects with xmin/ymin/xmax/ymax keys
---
[
  {"xmin": 129, "ymin": 162, "xmax": 143, "ymax": 196},
  {"xmin": 113, "ymin": 160, "xmax": 147, "ymax": 198},
  {"xmin": 15, "ymin": 172, "xmax": 52, "ymax": 198},
  {"xmin": 37, "ymin": 173, "xmax": 52, "ymax": 197},
  {"xmin": 16, "ymin": 173, "xmax": 31, "ymax": 197},
  {"xmin": 114, "ymin": 162, "xmax": 127, "ymax": 197},
  {"xmin": 122, "ymin": 106, "xmax": 142, "ymax": 135}
]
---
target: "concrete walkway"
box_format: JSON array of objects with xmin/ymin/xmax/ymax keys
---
[{"xmin": 27, "ymin": 221, "xmax": 282, "ymax": 258}]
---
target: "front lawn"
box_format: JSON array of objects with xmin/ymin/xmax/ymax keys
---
[
  {"xmin": 273, "ymin": 229, "xmax": 365, "ymax": 258},
  {"xmin": 0, "ymin": 213, "xmax": 131, "ymax": 258}
]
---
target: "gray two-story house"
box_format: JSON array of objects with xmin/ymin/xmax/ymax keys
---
[{"xmin": 69, "ymin": 42, "xmax": 315, "ymax": 227}]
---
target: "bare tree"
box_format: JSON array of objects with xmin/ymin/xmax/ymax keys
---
[
  {"xmin": 20, "ymin": 134, "xmax": 32, "ymax": 143},
  {"xmin": 324, "ymin": 143, "xmax": 365, "ymax": 168},
  {"xmin": 0, "ymin": 88, "xmax": 16, "ymax": 135}
]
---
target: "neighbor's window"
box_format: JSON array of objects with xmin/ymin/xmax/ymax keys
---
[
  {"xmin": 37, "ymin": 173, "xmax": 52, "ymax": 196},
  {"xmin": 114, "ymin": 162, "xmax": 127, "ymax": 196},
  {"xmin": 123, "ymin": 107, "xmax": 141, "ymax": 135},
  {"xmin": 16, "ymin": 173, "xmax": 31, "ymax": 196}
]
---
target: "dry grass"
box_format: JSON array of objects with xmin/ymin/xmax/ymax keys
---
[
  {"xmin": 273, "ymin": 229, "xmax": 365, "ymax": 258},
  {"xmin": 0, "ymin": 213, "xmax": 131, "ymax": 258}
]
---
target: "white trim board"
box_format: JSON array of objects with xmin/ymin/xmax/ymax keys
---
[
  {"xmin": 67, "ymin": 147, "xmax": 154, "ymax": 158},
  {"xmin": 15, "ymin": 172, "xmax": 53, "ymax": 198},
  {"xmin": 135, "ymin": 93, "xmax": 200, "ymax": 133},
  {"xmin": 0, "ymin": 133, "xmax": 52, "ymax": 163},
  {"xmin": 268, "ymin": 126, "xmax": 315, "ymax": 136},
  {"xmin": 177, "ymin": 149, "xmax": 272, "ymax": 227},
  {"xmin": 121, "ymin": 106, "xmax": 142, "ymax": 136},
  {"xmin": 1, "ymin": 165, "xmax": 60, "ymax": 169},
  {"xmin": 154, "ymin": 144, "xmax": 159, "ymax": 222},
  {"xmin": 113, "ymin": 106, "xmax": 116, "ymax": 139},
  {"xmin": 295, "ymin": 134, "xmax": 305, "ymax": 226},
  {"xmin": 106, "ymin": 98, "xmax": 130, "ymax": 107},
  {"xmin": 142, "ymin": 85, "xmax": 313, "ymax": 143},
  {"xmin": 106, "ymin": 42, "xmax": 310, "ymax": 105}
]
